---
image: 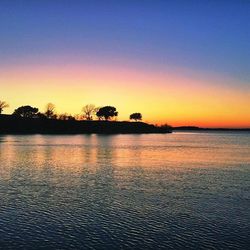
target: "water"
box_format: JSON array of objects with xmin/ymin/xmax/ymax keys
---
[{"xmin": 0, "ymin": 132, "xmax": 249, "ymax": 249}]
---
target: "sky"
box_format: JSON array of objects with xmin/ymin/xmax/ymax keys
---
[{"xmin": 0, "ymin": 0, "xmax": 250, "ymax": 127}]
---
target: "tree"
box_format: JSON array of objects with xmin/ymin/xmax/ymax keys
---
[
  {"xmin": 82, "ymin": 104, "xmax": 97, "ymax": 120},
  {"xmin": 13, "ymin": 105, "xmax": 39, "ymax": 118},
  {"xmin": 130, "ymin": 113, "xmax": 142, "ymax": 121},
  {"xmin": 0, "ymin": 101, "xmax": 9, "ymax": 114},
  {"xmin": 96, "ymin": 106, "xmax": 118, "ymax": 121},
  {"xmin": 44, "ymin": 103, "xmax": 56, "ymax": 119}
]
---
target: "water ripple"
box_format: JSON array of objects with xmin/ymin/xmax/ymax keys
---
[{"xmin": 0, "ymin": 133, "xmax": 249, "ymax": 249}]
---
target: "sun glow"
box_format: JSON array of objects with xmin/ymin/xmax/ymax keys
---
[{"xmin": 1, "ymin": 62, "xmax": 250, "ymax": 128}]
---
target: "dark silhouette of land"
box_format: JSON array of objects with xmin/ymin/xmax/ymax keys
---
[
  {"xmin": 173, "ymin": 126, "xmax": 250, "ymax": 132},
  {"xmin": 0, "ymin": 114, "xmax": 171, "ymax": 134}
]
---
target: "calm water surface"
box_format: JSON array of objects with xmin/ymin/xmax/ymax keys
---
[{"xmin": 0, "ymin": 132, "xmax": 249, "ymax": 249}]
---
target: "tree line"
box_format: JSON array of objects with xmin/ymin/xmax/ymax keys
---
[{"xmin": 0, "ymin": 100, "xmax": 142, "ymax": 122}]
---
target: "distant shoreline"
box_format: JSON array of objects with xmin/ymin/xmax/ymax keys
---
[{"xmin": 173, "ymin": 126, "xmax": 250, "ymax": 132}]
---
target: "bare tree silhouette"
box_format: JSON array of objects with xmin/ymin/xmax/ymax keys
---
[
  {"xmin": 45, "ymin": 103, "xmax": 56, "ymax": 119},
  {"xmin": 82, "ymin": 104, "xmax": 98, "ymax": 120},
  {"xmin": 0, "ymin": 101, "xmax": 9, "ymax": 114}
]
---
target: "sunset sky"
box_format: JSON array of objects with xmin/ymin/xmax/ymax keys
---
[{"xmin": 1, "ymin": 1, "xmax": 249, "ymax": 127}]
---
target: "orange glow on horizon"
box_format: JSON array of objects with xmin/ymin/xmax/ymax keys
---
[{"xmin": 1, "ymin": 62, "xmax": 250, "ymax": 128}]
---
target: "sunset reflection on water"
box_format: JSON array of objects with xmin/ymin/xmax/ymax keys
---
[{"xmin": 0, "ymin": 133, "xmax": 249, "ymax": 249}]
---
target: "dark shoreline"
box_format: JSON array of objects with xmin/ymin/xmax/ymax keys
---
[
  {"xmin": 173, "ymin": 126, "xmax": 250, "ymax": 132},
  {"xmin": 0, "ymin": 114, "xmax": 171, "ymax": 134}
]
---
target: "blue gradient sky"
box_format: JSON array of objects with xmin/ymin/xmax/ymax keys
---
[{"xmin": 1, "ymin": 0, "xmax": 250, "ymax": 127}]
